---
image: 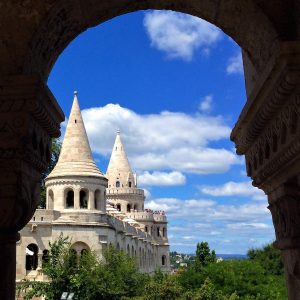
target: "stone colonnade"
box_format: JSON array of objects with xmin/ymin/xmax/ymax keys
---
[{"xmin": 231, "ymin": 43, "xmax": 300, "ymax": 300}]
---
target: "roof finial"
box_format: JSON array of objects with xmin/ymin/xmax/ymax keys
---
[{"xmin": 74, "ymin": 90, "xmax": 78, "ymax": 96}]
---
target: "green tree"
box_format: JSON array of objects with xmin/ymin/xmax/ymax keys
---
[
  {"xmin": 247, "ymin": 243, "xmax": 284, "ymax": 275},
  {"xmin": 39, "ymin": 138, "xmax": 62, "ymax": 208},
  {"xmin": 17, "ymin": 235, "xmax": 145, "ymax": 300},
  {"xmin": 195, "ymin": 242, "xmax": 216, "ymax": 270}
]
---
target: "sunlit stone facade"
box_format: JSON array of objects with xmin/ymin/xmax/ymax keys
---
[{"xmin": 16, "ymin": 93, "xmax": 170, "ymax": 282}]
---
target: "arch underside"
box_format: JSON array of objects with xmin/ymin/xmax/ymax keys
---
[{"xmin": 0, "ymin": 0, "xmax": 283, "ymax": 83}]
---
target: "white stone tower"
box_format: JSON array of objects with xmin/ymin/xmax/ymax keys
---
[
  {"xmin": 106, "ymin": 130, "xmax": 145, "ymax": 213},
  {"xmin": 45, "ymin": 92, "xmax": 108, "ymax": 216}
]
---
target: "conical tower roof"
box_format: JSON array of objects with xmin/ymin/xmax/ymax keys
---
[
  {"xmin": 106, "ymin": 130, "xmax": 132, "ymax": 176},
  {"xmin": 47, "ymin": 92, "xmax": 104, "ymax": 179}
]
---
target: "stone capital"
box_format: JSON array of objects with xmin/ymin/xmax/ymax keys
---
[
  {"xmin": 231, "ymin": 42, "xmax": 300, "ymax": 194},
  {"xmin": 0, "ymin": 75, "xmax": 64, "ymax": 234}
]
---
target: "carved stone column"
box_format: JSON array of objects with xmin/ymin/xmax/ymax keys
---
[
  {"xmin": 268, "ymin": 181, "xmax": 300, "ymax": 299},
  {"xmin": 231, "ymin": 42, "xmax": 300, "ymax": 299},
  {"xmin": 0, "ymin": 75, "xmax": 64, "ymax": 299}
]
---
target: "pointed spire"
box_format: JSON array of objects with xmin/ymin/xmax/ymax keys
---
[
  {"xmin": 47, "ymin": 92, "xmax": 104, "ymax": 179},
  {"xmin": 106, "ymin": 130, "xmax": 136, "ymax": 187}
]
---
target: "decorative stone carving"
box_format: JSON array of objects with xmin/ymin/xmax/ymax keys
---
[
  {"xmin": 0, "ymin": 75, "xmax": 64, "ymax": 234},
  {"xmin": 231, "ymin": 42, "xmax": 300, "ymax": 194}
]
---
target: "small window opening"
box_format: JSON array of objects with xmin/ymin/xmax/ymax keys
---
[
  {"xmin": 66, "ymin": 190, "xmax": 74, "ymax": 208},
  {"xmin": 127, "ymin": 204, "xmax": 131, "ymax": 212},
  {"xmin": 128, "ymin": 181, "xmax": 132, "ymax": 187},
  {"xmin": 116, "ymin": 181, "xmax": 120, "ymax": 188},
  {"xmin": 117, "ymin": 204, "xmax": 121, "ymax": 211},
  {"xmin": 80, "ymin": 190, "xmax": 88, "ymax": 209},
  {"xmin": 26, "ymin": 244, "xmax": 38, "ymax": 271},
  {"xmin": 162, "ymin": 255, "xmax": 166, "ymax": 266}
]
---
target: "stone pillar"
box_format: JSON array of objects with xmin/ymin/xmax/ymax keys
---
[
  {"xmin": 74, "ymin": 188, "xmax": 80, "ymax": 209},
  {"xmin": 0, "ymin": 75, "xmax": 64, "ymax": 299},
  {"xmin": 231, "ymin": 42, "xmax": 300, "ymax": 299},
  {"xmin": 89, "ymin": 190, "xmax": 95, "ymax": 210},
  {"xmin": 268, "ymin": 181, "xmax": 300, "ymax": 300}
]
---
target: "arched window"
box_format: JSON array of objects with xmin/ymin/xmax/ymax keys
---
[
  {"xmin": 81, "ymin": 249, "xmax": 87, "ymax": 257},
  {"xmin": 116, "ymin": 181, "xmax": 120, "ymax": 188},
  {"xmin": 127, "ymin": 204, "xmax": 131, "ymax": 212},
  {"xmin": 133, "ymin": 204, "xmax": 137, "ymax": 211},
  {"xmin": 157, "ymin": 227, "xmax": 160, "ymax": 237},
  {"xmin": 26, "ymin": 244, "xmax": 38, "ymax": 271},
  {"xmin": 128, "ymin": 181, "xmax": 132, "ymax": 187},
  {"xmin": 116, "ymin": 204, "xmax": 121, "ymax": 211},
  {"xmin": 66, "ymin": 190, "xmax": 74, "ymax": 208},
  {"xmin": 145, "ymin": 226, "xmax": 148, "ymax": 233},
  {"xmin": 162, "ymin": 227, "xmax": 166, "ymax": 237},
  {"xmin": 80, "ymin": 190, "xmax": 88, "ymax": 209},
  {"xmin": 162, "ymin": 255, "xmax": 166, "ymax": 266},
  {"xmin": 47, "ymin": 189, "xmax": 54, "ymax": 209},
  {"xmin": 132, "ymin": 245, "xmax": 134, "ymax": 257},
  {"xmin": 42, "ymin": 249, "xmax": 49, "ymax": 266}
]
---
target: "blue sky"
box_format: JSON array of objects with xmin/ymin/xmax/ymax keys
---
[{"xmin": 48, "ymin": 10, "xmax": 275, "ymax": 254}]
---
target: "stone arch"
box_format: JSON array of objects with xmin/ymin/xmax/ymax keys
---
[
  {"xmin": 127, "ymin": 244, "xmax": 130, "ymax": 256},
  {"xmin": 22, "ymin": 0, "xmax": 279, "ymax": 84},
  {"xmin": 65, "ymin": 188, "xmax": 74, "ymax": 208},
  {"xmin": 116, "ymin": 242, "xmax": 120, "ymax": 251},
  {"xmin": 127, "ymin": 204, "xmax": 131, "ymax": 212},
  {"xmin": 47, "ymin": 189, "xmax": 54, "ymax": 210},
  {"xmin": 131, "ymin": 245, "xmax": 134, "ymax": 258},
  {"xmin": 116, "ymin": 203, "xmax": 121, "ymax": 211},
  {"xmin": 71, "ymin": 241, "xmax": 90, "ymax": 256},
  {"xmin": 25, "ymin": 243, "xmax": 38, "ymax": 271},
  {"xmin": 80, "ymin": 189, "xmax": 89, "ymax": 209},
  {"xmin": 133, "ymin": 204, "xmax": 138, "ymax": 211}
]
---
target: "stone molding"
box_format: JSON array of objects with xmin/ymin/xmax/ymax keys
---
[
  {"xmin": 0, "ymin": 75, "xmax": 64, "ymax": 234},
  {"xmin": 231, "ymin": 42, "xmax": 300, "ymax": 193}
]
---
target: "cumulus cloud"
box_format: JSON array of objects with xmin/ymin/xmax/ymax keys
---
[
  {"xmin": 200, "ymin": 181, "xmax": 266, "ymax": 200},
  {"xmin": 226, "ymin": 52, "xmax": 243, "ymax": 74},
  {"xmin": 198, "ymin": 95, "xmax": 213, "ymax": 113},
  {"xmin": 144, "ymin": 11, "xmax": 222, "ymax": 61},
  {"xmin": 81, "ymin": 104, "xmax": 242, "ymax": 174},
  {"xmin": 146, "ymin": 197, "xmax": 269, "ymax": 222},
  {"xmin": 146, "ymin": 197, "xmax": 274, "ymax": 253},
  {"xmin": 138, "ymin": 171, "xmax": 186, "ymax": 186}
]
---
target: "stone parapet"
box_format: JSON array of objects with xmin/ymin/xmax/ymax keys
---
[{"xmin": 106, "ymin": 188, "xmax": 144, "ymax": 196}]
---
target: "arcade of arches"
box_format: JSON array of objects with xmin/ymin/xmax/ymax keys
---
[{"xmin": 1, "ymin": 1, "xmax": 300, "ymax": 299}]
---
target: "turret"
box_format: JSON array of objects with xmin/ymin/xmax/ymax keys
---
[
  {"xmin": 106, "ymin": 131, "xmax": 145, "ymax": 213},
  {"xmin": 45, "ymin": 92, "xmax": 108, "ymax": 213}
]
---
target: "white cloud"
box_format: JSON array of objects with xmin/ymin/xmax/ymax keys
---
[
  {"xmin": 227, "ymin": 223, "xmax": 271, "ymax": 230},
  {"xmin": 147, "ymin": 197, "xmax": 274, "ymax": 253},
  {"xmin": 82, "ymin": 104, "xmax": 242, "ymax": 174},
  {"xmin": 144, "ymin": 11, "xmax": 222, "ymax": 61},
  {"xmin": 200, "ymin": 181, "xmax": 266, "ymax": 200},
  {"xmin": 226, "ymin": 52, "xmax": 243, "ymax": 74},
  {"xmin": 198, "ymin": 95, "xmax": 213, "ymax": 113},
  {"xmin": 138, "ymin": 171, "xmax": 186, "ymax": 186},
  {"xmin": 146, "ymin": 198, "xmax": 270, "ymax": 223}
]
